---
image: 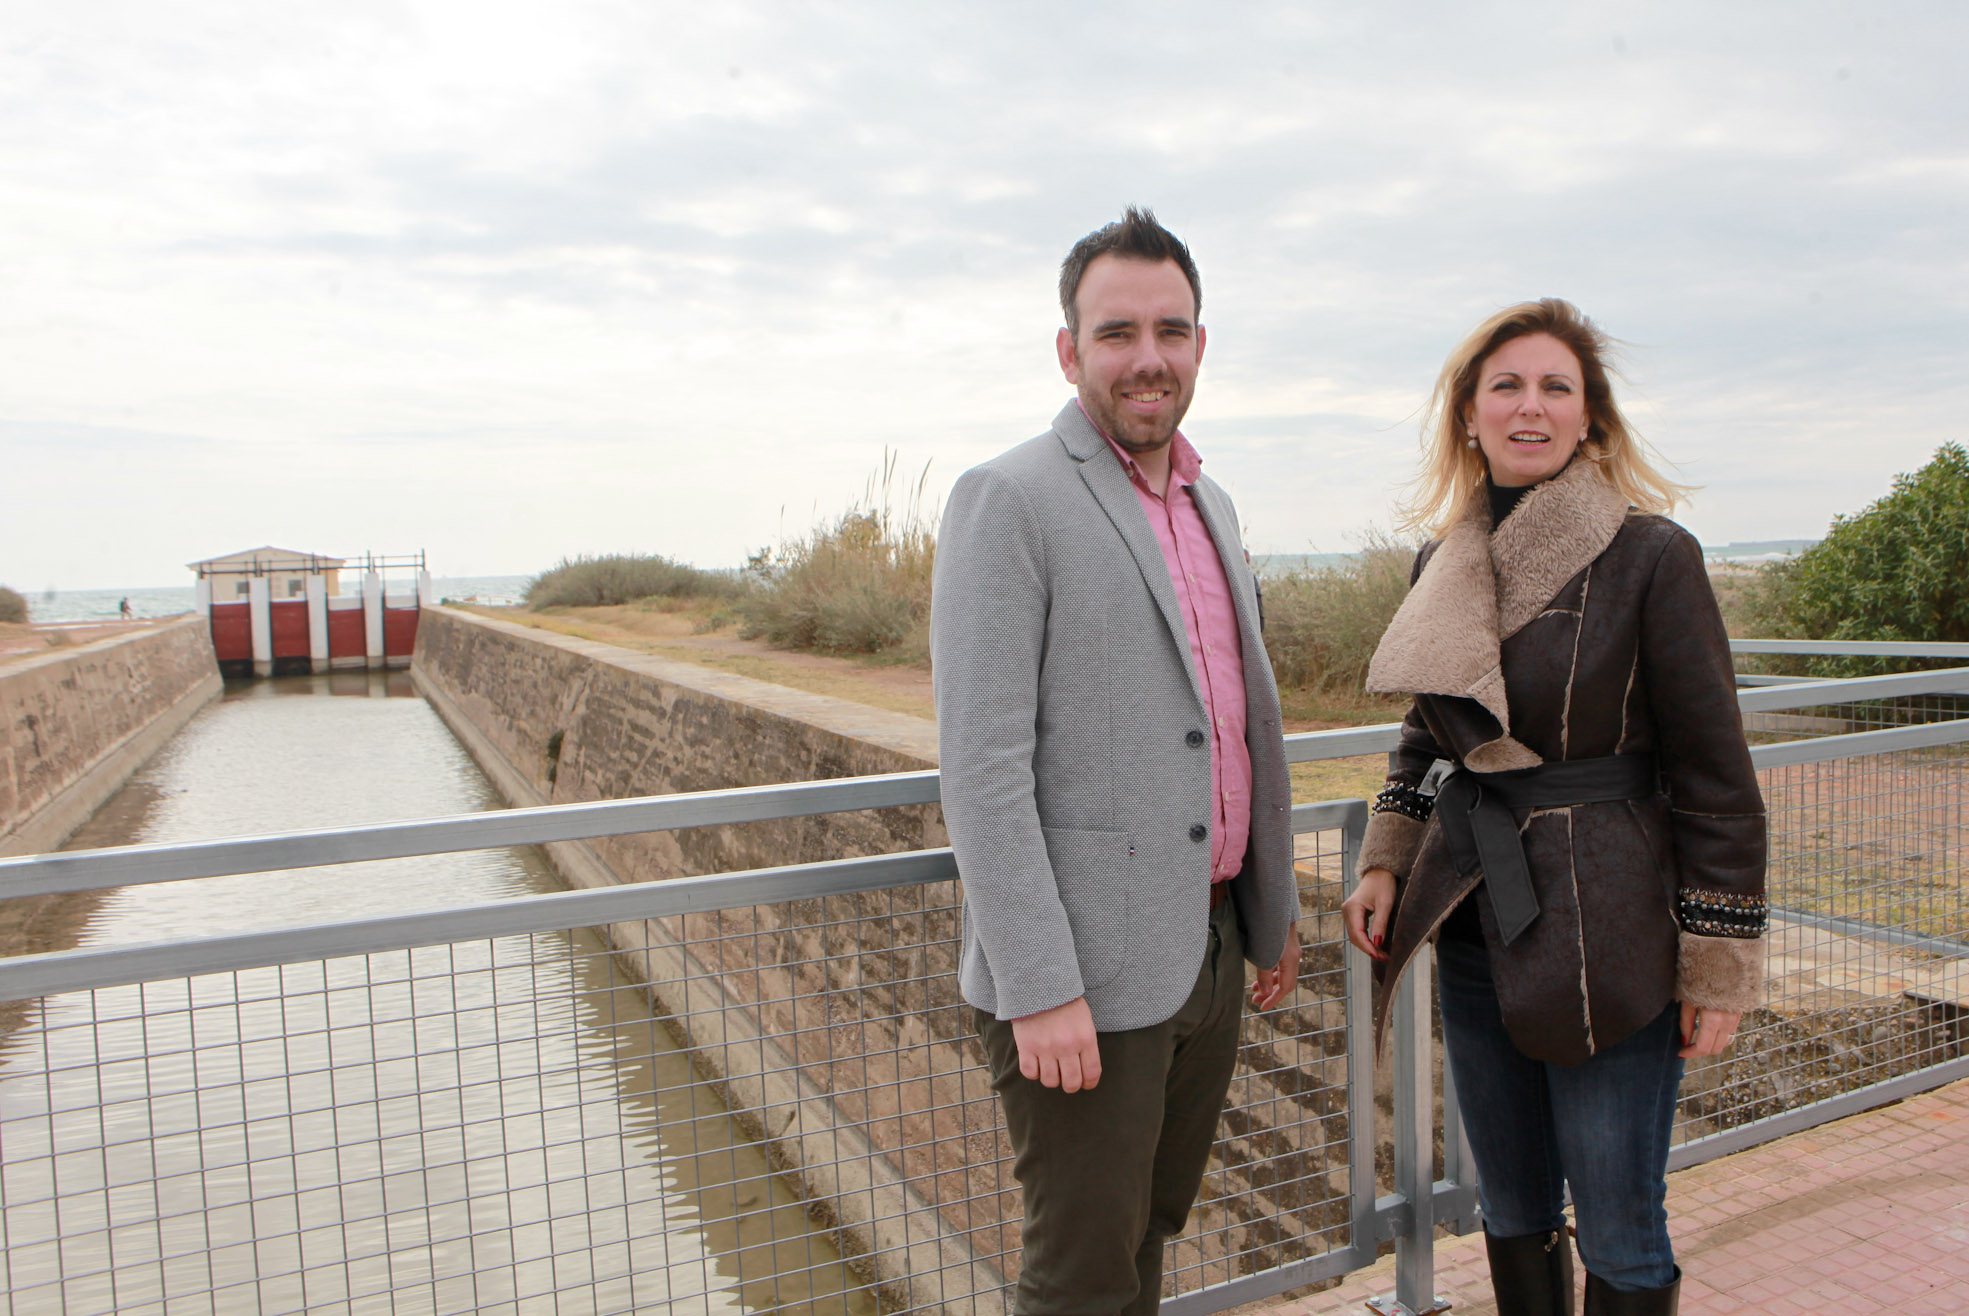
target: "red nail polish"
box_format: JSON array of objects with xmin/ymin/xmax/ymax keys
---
[{"xmin": 1373, "ymin": 933, "xmax": 1384, "ymax": 949}]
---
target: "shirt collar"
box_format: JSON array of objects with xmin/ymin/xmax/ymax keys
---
[{"xmin": 1076, "ymin": 399, "xmax": 1204, "ymax": 493}]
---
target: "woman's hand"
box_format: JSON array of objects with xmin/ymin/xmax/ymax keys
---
[
  {"xmin": 1342, "ymin": 868, "xmax": 1397, "ymax": 963},
  {"xmin": 1679, "ymin": 1002, "xmax": 1742, "ymax": 1057}
]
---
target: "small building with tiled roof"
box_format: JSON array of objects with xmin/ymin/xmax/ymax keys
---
[{"xmin": 188, "ymin": 548, "xmax": 346, "ymax": 600}]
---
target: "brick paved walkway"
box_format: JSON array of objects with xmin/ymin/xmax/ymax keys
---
[{"xmin": 1262, "ymin": 1077, "xmax": 1969, "ymax": 1314}]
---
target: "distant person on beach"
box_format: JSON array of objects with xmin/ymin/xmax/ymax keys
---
[
  {"xmin": 1343, "ymin": 299, "xmax": 1767, "ymax": 1314},
  {"xmin": 931, "ymin": 207, "xmax": 1300, "ymax": 1314},
  {"xmin": 118, "ymin": 597, "xmax": 133, "ymax": 619}
]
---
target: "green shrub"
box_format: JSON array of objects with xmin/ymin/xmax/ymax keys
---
[
  {"xmin": 524, "ymin": 554, "xmax": 740, "ymax": 609},
  {"xmin": 1752, "ymin": 442, "xmax": 1969, "ymax": 676},
  {"xmin": 1260, "ymin": 529, "xmax": 1419, "ymax": 693},
  {"xmin": 738, "ymin": 455, "xmax": 936, "ymax": 659},
  {"xmin": 0, "ymin": 586, "xmax": 26, "ymax": 624}
]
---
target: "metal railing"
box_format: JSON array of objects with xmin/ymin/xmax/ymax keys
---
[{"xmin": 1, "ymin": 658, "xmax": 1966, "ymax": 1314}]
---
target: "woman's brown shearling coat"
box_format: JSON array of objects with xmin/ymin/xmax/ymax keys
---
[{"xmin": 1361, "ymin": 459, "xmax": 1767, "ymax": 1067}]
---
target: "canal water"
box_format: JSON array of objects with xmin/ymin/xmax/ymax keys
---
[{"xmin": 0, "ymin": 674, "xmax": 877, "ymax": 1315}]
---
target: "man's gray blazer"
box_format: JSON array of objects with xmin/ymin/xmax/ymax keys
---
[{"xmin": 932, "ymin": 402, "xmax": 1298, "ymax": 1033}]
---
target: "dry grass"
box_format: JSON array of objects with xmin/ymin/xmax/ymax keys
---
[
  {"xmin": 525, "ymin": 554, "xmax": 740, "ymax": 609},
  {"xmin": 1260, "ymin": 530, "xmax": 1417, "ymax": 697},
  {"xmin": 0, "ymin": 586, "xmax": 27, "ymax": 624},
  {"xmin": 503, "ymin": 478, "xmax": 1426, "ymax": 783},
  {"xmin": 461, "ymin": 603, "xmax": 937, "ymax": 721},
  {"xmin": 738, "ymin": 453, "xmax": 936, "ymax": 661},
  {"xmin": 1291, "ymin": 756, "xmax": 1390, "ymax": 806}
]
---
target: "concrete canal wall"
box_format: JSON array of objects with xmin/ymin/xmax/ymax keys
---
[
  {"xmin": 409, "ymin": 605, "xmax": 944, "ymax": 871},
  {"xmin": 0, "ymin": 617, "xmax": 221, "ymax": 858}
]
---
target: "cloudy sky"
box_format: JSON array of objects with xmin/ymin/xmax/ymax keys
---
[{"xmin": 3, "ymin": 1, "xmax": 1964, "ymax": 589}]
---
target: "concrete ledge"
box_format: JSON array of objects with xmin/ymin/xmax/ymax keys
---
[{"xmin": 1, "ymin": 617, "xmax": 221, "ymax": 859}]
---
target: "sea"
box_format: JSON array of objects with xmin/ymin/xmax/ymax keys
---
[{"xmin": 19, "ymin": 575, "xmax": 533, "ymax": 624}]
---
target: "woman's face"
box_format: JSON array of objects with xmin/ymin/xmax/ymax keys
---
[{"xmin": 1464, "ymin": 332, "xmax": 1590, "ymax": 488}]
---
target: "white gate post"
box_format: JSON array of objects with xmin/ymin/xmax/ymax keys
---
[
  {"xmin": 306, "ymin": 575, "xmax": 329, "ymax": 674},
  {"xmin": 362, "ymin": 571, "xmax": 384, "ymax": 670},
  {"xmin": 247, "ymin": 577, "xmax": 272, "ymax": 678}
]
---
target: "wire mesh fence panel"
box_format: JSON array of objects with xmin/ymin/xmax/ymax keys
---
[
  {"xmin": 1164, "ymin": 825, "xmax": 1356, "ymax": 1302},
  {"xmin": 0, "ymin": 926, "xmax": 882, "ymax": 1316},
  {"xmin": 0, "ymin": 827, "xmax": 1366, "ymax": 1316},
  {"xmin": 1738, "ymin": 690, "xmax": 1969, "ymax": 744},
  {"xmin": 1676, "ymin": 739, "xmax": 1969, "ymax": 1145},
  {"xmin": 599, "ymin": 824, "xmax": 1364, "ymax": 1313}
]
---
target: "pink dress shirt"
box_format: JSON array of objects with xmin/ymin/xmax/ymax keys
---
[{"xmin": 1091, "ymin": 416, "xmax": 1253, "ymax": 884}]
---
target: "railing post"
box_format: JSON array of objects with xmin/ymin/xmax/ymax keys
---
[
  {"xmin": 1372, "ymin": 948, "xmax": 1449, "ymax": 1315},
  {"xmin": 1438, "ymin": 1054, "xmax": 1481, "ymax": 1236},
  {"xmin": 1342, "ymin": 807, "xmax": 1381, "ymax": 1279}
]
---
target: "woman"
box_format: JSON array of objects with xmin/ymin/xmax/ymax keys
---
[{"xmin": 1341, "ymin": 299, "xmax": 1766, "ymax": 1315}]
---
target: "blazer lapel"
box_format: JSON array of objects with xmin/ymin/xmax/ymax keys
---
[{"xmin": 1052, "ymin": 403, "xmax": 1206, "ymax": 709}]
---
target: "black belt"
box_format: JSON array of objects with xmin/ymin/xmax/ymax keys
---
[{"xmin": 1433, "ymin": 754, "xmax": 1658, "ymax": 947}]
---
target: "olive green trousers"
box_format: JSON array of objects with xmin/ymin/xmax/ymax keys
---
[{"xmin": 977, "ymin": 896, "xmax": 1245, "ymax": 1316}]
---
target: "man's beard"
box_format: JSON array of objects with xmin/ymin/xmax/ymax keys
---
[{"xmin": 1083, "ymin": 378, "xmax": 1189, "ymax": 454}]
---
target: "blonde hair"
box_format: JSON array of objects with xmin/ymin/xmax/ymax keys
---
[{"xmin": 1398, "ymin": 298, "xmax": 1694, "ymax": 535}]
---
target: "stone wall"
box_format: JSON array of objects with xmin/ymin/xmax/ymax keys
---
[
  {"xmin": 0, "ymin": 616, "xmax": 221, "ymax": 858},
  {"xmin": 410, "ymin": 605, "xmax": 945, "ymax": 875},
  {"xmin": 410, "ymin": 606, "xmax": 1352, "ymax": 1312}
]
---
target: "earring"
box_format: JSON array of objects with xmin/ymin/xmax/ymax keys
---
[{"xmin": 1465, "ymin": 438, "xmax": 1478, "ymax": 450}]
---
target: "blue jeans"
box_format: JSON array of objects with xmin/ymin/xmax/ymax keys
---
[{"xmin": 1435, "ymin": 933, "xmax": 1684, "ymax": 1292}]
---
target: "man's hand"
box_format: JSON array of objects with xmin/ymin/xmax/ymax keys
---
[
  {"xmin": 1341, "ymin": 868, "xmax": 1397, "ymax": 962},
  {"xmin": 1250, "ymin": 923, "xmax": 1301, "ymax": 1011},
  {"xmin": 1011, "ymin": 997, "xmax": 1102, "ymax": 1092},
  {"xmin": 1679, "ymin": 1002, "xmax": 1742, "ymax": 1058}
]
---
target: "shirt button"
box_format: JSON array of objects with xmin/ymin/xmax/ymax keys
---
[
  {"xmin": 1185, "ymin": 729, "xmax": 1205, "ymax": 747},
  {"xmin": 1189, "ymin": 823, "xmax": 1208, "ymax": 842}
]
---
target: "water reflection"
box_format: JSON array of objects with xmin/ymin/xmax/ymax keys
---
[{"xmin": 0, "ymin": 675, "xmax": 876, "ymax": 1315}]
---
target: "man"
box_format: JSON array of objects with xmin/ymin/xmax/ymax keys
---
[{"xmin": 931, "ymin": 207, "xmax": 1301, "ymax": 1315}]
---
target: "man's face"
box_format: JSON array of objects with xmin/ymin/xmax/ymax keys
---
[{"xmin": 1056, "ymin": 255, "xmax": 1205, "ymax": 455}]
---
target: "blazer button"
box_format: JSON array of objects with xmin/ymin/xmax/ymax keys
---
[
  {"xmin": 1189, "ymin": 823, "xmax": 1208, "ymax": 842},
  {"xmin": 1185, "ymin": 729, "xmax": 1205, "ymax": 747}
]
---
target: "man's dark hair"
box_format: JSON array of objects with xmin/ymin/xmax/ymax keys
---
[{"xmin": 1058, "ymin": 206, "xmax": 1202, "ymax": 338}]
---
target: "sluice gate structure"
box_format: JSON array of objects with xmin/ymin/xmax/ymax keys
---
[
  {"xmin": 0, "ymin": 636, "xmax": 1964, "ymax": 1314},
  {"xmin": 194, "ymin": 551, "xmax": 431, "ymax": 678}
]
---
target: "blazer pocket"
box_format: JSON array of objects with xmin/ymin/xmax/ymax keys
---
[{"xmin": 1041, "ymin": 826, "xmax": 1132, "ymax": 991}]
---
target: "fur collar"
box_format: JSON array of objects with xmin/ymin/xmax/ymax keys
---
[{"xmin": 1366, "ymin": 458, "xmax": 1632, "ymax": 771}]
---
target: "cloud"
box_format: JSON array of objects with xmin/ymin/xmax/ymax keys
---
[{"xmin": 1, "ymin": 1, "xmax": 1965, "ymax": 583}]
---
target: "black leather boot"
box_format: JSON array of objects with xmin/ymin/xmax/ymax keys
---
[
  {"xmin": 1582, "ymin": 1266, "xmax": 1679, "ymax": 1314},
  {"xmin": 1484, "ymin": 1228, "xmax": 1575, "ymax": 1316}
]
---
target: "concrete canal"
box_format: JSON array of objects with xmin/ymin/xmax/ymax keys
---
[{"xmin": 0, "ymin": 672, "xmax": 877, "ymax": 1315}]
